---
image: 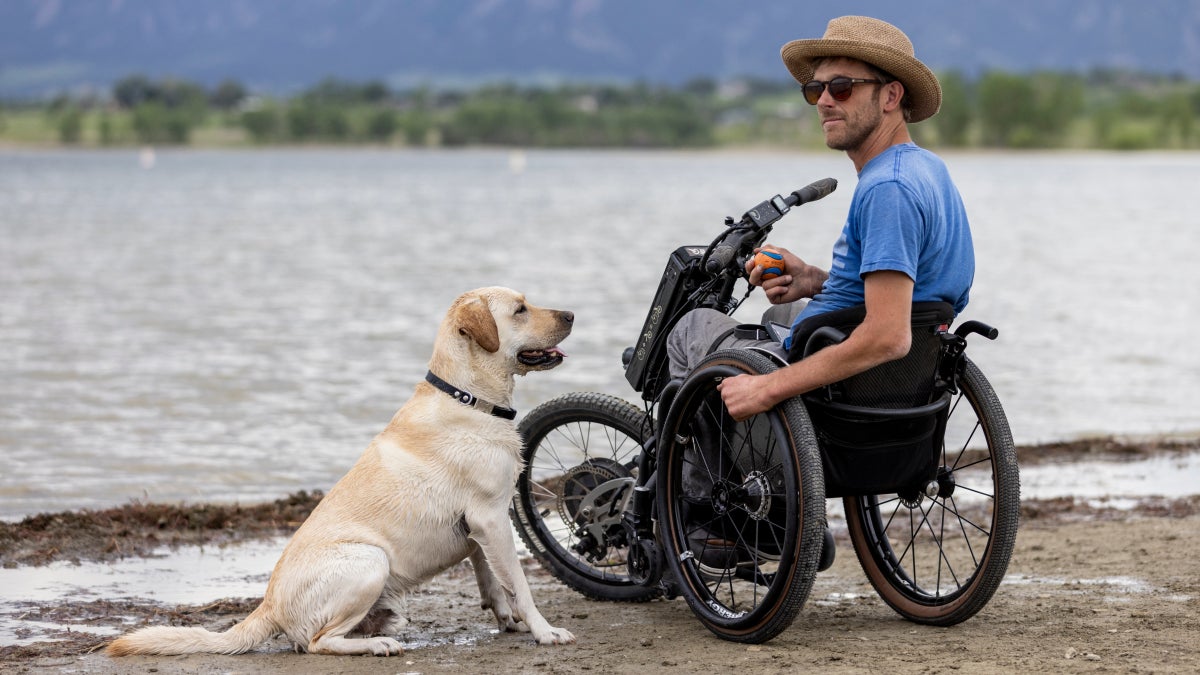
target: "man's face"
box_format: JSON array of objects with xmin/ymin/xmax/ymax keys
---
[{"xmin": 810, "ymin": 58, "xmax": 884, "ymax": 153}]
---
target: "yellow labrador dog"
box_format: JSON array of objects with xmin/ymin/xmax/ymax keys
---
[{"xmin": 107, "ymin": 287, "xmax": 575, "ymax": 657}]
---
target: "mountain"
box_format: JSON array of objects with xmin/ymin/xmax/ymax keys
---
[{"xmin": 2, "ymin": 0, "xmax": 1198, "ymax": 98}]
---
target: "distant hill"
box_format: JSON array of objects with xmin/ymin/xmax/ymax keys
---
[{"xmin": 2, "ymin": 0, "xmax": 1198, "ymax": 98}]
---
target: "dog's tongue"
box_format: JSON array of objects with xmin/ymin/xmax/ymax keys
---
[{"xmin": 519, "ymin": 346, "xmax": 567, "ymax": 359}]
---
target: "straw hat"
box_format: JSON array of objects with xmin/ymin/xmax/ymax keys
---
[{"xmin": 780, "ymin": 16, "xmax": 941, "ymax": 122}]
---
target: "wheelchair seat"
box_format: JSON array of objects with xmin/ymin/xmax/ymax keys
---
[{"xmin": 787, "ymin": 302, "xmax": 959, "ymax": 497}]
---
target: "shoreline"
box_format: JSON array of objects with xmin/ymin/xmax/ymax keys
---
[{"xmin": 2, "ymin": 434, "xmax": 1197, "ymax": 569}]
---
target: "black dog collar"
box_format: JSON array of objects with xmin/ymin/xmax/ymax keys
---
[{"xmin": 424, "ymin": 371, "xmax": 517, "ymax": 420}]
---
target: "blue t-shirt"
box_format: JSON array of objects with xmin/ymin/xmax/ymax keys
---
[{"xmin": 785, "ymin": 143, "xmax": 974, "ymax": 348}]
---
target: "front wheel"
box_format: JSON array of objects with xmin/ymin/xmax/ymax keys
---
[
  {"xmin": 512, "ymin": 392, "xmax": 662, "ymax": 602},
  {"xmin": 657, "ymin": 349, "xmax": 826, "ymax": 643},
  {"xmin": 845, "ymin": 358, "xmax": 1020, "ymax": 625}
]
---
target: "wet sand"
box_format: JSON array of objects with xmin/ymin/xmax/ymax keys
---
[{"xmin": 3, "ymin": 437, "xmax": 1198, "ymax": 673}]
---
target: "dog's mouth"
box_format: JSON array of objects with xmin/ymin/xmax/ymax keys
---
[{"xmin": 518, "ymin": 346, "xmax": 567, "ymax": 368}]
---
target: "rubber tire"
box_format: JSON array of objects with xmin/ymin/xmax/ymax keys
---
[
  {"xmin": 845, "ymin": 358, "xmax": 1020, "ymax": 625},
  {"xmin": 657, "ymin": 349, "xmax": 826, "ymax": 643},
  {"xmin": 512, "ymin": 392, "xmax": 663, "ymax": 602}
]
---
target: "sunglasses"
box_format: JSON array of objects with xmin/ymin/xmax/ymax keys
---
[{"xmin": 802, "ymin": 77, "xmax": 884, "ymax": 105}]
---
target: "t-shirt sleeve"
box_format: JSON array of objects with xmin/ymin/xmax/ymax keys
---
[{"xmin": 855, "ymin": 181, "xmax": 923, "ymax": 281}]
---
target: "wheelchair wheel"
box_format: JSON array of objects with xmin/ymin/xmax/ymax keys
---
[
  {"xmin": 658, "ymin": 350, "xmax": 826, "ymax": 643},
  {"xmin": 845, "ymin": 358, "xmax": 1019, "ymax": 625},
  {"xmin": 512, "ymin": 392, "xmax": 663, "ymax": 602}
]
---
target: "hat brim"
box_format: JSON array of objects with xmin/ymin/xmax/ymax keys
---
[{"xmin": 781, "ymin": 38, "xmax": 941, "ymax": 123}]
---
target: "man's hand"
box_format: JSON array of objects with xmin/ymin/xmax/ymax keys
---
[
  {"xmin": 745, "ymin": 246, "xmax": 827, "ymax": 305},
  {"xmin": 717, "ymin": 373, "xmax": 776, "ymax": 421}
]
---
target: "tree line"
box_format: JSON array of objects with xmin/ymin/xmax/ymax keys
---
[{"xmin": 3, "ymin": 70, "xmax": 1198, "ymax": 150}]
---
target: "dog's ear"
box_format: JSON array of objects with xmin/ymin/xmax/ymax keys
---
[{"xmin": 457, "ymin": 298, "xmax": 500, "ymax": 353}]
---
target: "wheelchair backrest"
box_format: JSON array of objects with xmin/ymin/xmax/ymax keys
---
[
  {"xmin": 788, "ymin": 302, "xmax": 956, "ymax": 409},
  {"xmin": 788, "ymin": 301, "xmax": 957, "ymax": 497}
]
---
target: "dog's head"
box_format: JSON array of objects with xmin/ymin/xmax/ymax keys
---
[{"xmin": 438, "ymin": 287, "xmax": 574, "ymax": 378}]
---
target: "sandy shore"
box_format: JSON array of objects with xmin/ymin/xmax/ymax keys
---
[{"xmin": 3, "ymin": 437, "xmax": 1198, "ymax": 673}]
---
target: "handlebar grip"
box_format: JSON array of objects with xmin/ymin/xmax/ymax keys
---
[
  {"xmin": 705, "ymin": 244, "xmax": 737, "ymax": 274},
  {"xmin": 789, "ymin": 177, "xmax": 838, "ymax": 206}
]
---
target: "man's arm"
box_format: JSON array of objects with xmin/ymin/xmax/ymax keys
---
[{"xmin": 717, "ymin": 270, "xmax": 914, "ymax": 421}]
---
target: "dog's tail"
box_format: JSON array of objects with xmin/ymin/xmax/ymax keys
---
[{"xmin": 106, "ymin": 603, "xmax": 278, "ymax": 656}]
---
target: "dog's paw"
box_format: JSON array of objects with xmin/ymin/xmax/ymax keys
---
[
  {"xmin": 498, "ymin": 616, "xmax": 528, "ymax": 633},
  {"xmin": 484, "ymin": 600, "xmax": 528, "ymax": 633},
  {"xmin": 367, "ymin": 637, "xmax": 404, "ymax": 656},
  {"xmin": 381, "ymin": 614, "xmax": 410, "ymax": 634},
  {"xmin": 534, "ymin": 626, "xmax": 576, "ymax": 645}
]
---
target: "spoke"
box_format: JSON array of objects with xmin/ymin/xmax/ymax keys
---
[
  {"xmin": 576, "ymin": 421, "xmax": 593, "ymax": 460},
  {"xmin": 951, "ymin": 454, "xmax": 995, "ymax": 473},
  {"xmin": 529, "ymin": 479, "xmax": 559, "ymax": 501},
  {"xmin": 953, "ymin": 482, "xmax": 996, "ymax": 501},
  {"xmin": 601, "ymin": 423, "xmax": 639, "ymax": 464},
  {"xmin": 953, "ymin": 498, "xmax": 983, "ymax": 568},
  {"xmin": 539, "ymin": 425, "xmax": 584, "ymax": 470},
  {"xmin": 729, "ymin": 502, "xmax": 787, "ymax": 556},
  {"xmin": 916, "ymin": 498, "xmax": 962, "ymax": 593},
  {"xmin": 950, "ymin": 420, "xmax": 984, "ymax": 472},
  {"xmin": 881, "ymin": 495, "xmax": 904, "ymax": 532},
  {"xmin": 937, "ymin": 496, "xmax": 947, "ymax": 594},
  {"xmin": 943, "ymin": 492, "xmax": 992, "ymax": 538},
  {"xmin": 689, "ymin": 400, "xmax": 724, "ymax": 482},
  {"xmin": 885, "ymin": 504, "xmax": 918, "ymax": 577}
]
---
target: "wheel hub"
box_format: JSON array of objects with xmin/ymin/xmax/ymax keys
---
[
  {"xmin": 936, "ymin": 465, "xmax": 957, "ymax": 498},
  {"xmin": 711, "ymin": 482, "xmax": 732, "ymax": 515},
  {"xmin": 741, "ymin": 470, "xmax": 772, "ymax": 520},
  {"xmin": 561, "ymin": 458, "xmax": 635, "ymax": 562}
]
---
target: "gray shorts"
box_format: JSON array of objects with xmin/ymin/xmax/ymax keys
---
[
  {"xmin": 665, "ymin": 303, "xmax": 805, "ymax": 381},
  {"xmin": 665, "ymin": 303, "xmax": 804, "ymax": 496}
]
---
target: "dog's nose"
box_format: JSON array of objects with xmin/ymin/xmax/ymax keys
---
[{"xmin": 559, "ymin": 311, "xmax": 574, "ymax": 324}]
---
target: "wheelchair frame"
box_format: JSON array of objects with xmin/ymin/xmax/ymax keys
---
[{"xmin": 510, "ymin": 183, "xmax": 1019, "ymax": 642}]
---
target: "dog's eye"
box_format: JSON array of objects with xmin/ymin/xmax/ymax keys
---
[{"xmin": 515, "ymin": 304, "xmax": 527, "ymax": 315}]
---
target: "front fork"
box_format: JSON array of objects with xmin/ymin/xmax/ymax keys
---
[
  {"xmin": 621, "ymin": 379, "xmax": 684, "ymax": 589},
  {"xmin": 621, "ymin": 441, "xmax": 661, "ymax": 587}
]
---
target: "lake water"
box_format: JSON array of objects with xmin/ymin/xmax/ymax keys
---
[{"xmin": 2, "ymin": 148, "xmax": 1198, "ymax": 520}]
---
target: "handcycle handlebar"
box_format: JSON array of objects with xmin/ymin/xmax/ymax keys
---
[
  {"xmin": 625, "ymin": 177, "xmax": 839, "ymax": 397},
  {"xmin": 703, "ymin": 177, "xmax": 837, "ymax": 274}
]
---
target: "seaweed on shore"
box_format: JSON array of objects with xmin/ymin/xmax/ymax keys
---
[
  {"xmin": 1017, "ymin": 435, "xmax": 1200, "ymax": 463},
  {"xmin": 0, "ymin": 491, "xmax": 322, "ymax": 567}
]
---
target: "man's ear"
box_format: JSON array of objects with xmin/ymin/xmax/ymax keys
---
[
  {"xmin": 456, "ymin": 298, "xmax": 500, "ymax": 353},
  {"xmin": 883, "ymin": 80, "xmax": 905, "ymax": 113}
]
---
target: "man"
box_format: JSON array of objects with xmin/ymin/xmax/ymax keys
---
[
  {"xmin": 667, "ymin": 15, "xmax": 975, "ymax": 575},
  {"xmin": 668, "ymin": 15, "xmax": 974, "ymax": 421}
]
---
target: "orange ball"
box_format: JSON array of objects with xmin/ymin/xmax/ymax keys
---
[{"xmin": 753, "ymin": 249, "xmax": 785, "ymax": 280}]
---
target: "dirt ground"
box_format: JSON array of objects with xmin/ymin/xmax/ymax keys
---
[{"xmin": 3, "ymin": 438, "xmax": 1199, "ymax": 674}]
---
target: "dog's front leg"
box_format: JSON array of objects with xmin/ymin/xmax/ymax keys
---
[
  {"xmin": 467, "ymin": 510, "xmax": 575, "ymax": 645},
  {"xmin": 468, "ymin": 543, "xmax": 525, "ymax": 633}
]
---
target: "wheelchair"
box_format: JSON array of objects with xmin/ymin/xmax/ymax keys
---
[{"xmin": 511, "ymin": 182, "xmax": 1020, "ymax": 643}]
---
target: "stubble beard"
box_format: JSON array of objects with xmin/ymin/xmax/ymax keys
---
[{"xmin": 823, "ymin": 92, "xmax": 883, "ymax": 153}]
